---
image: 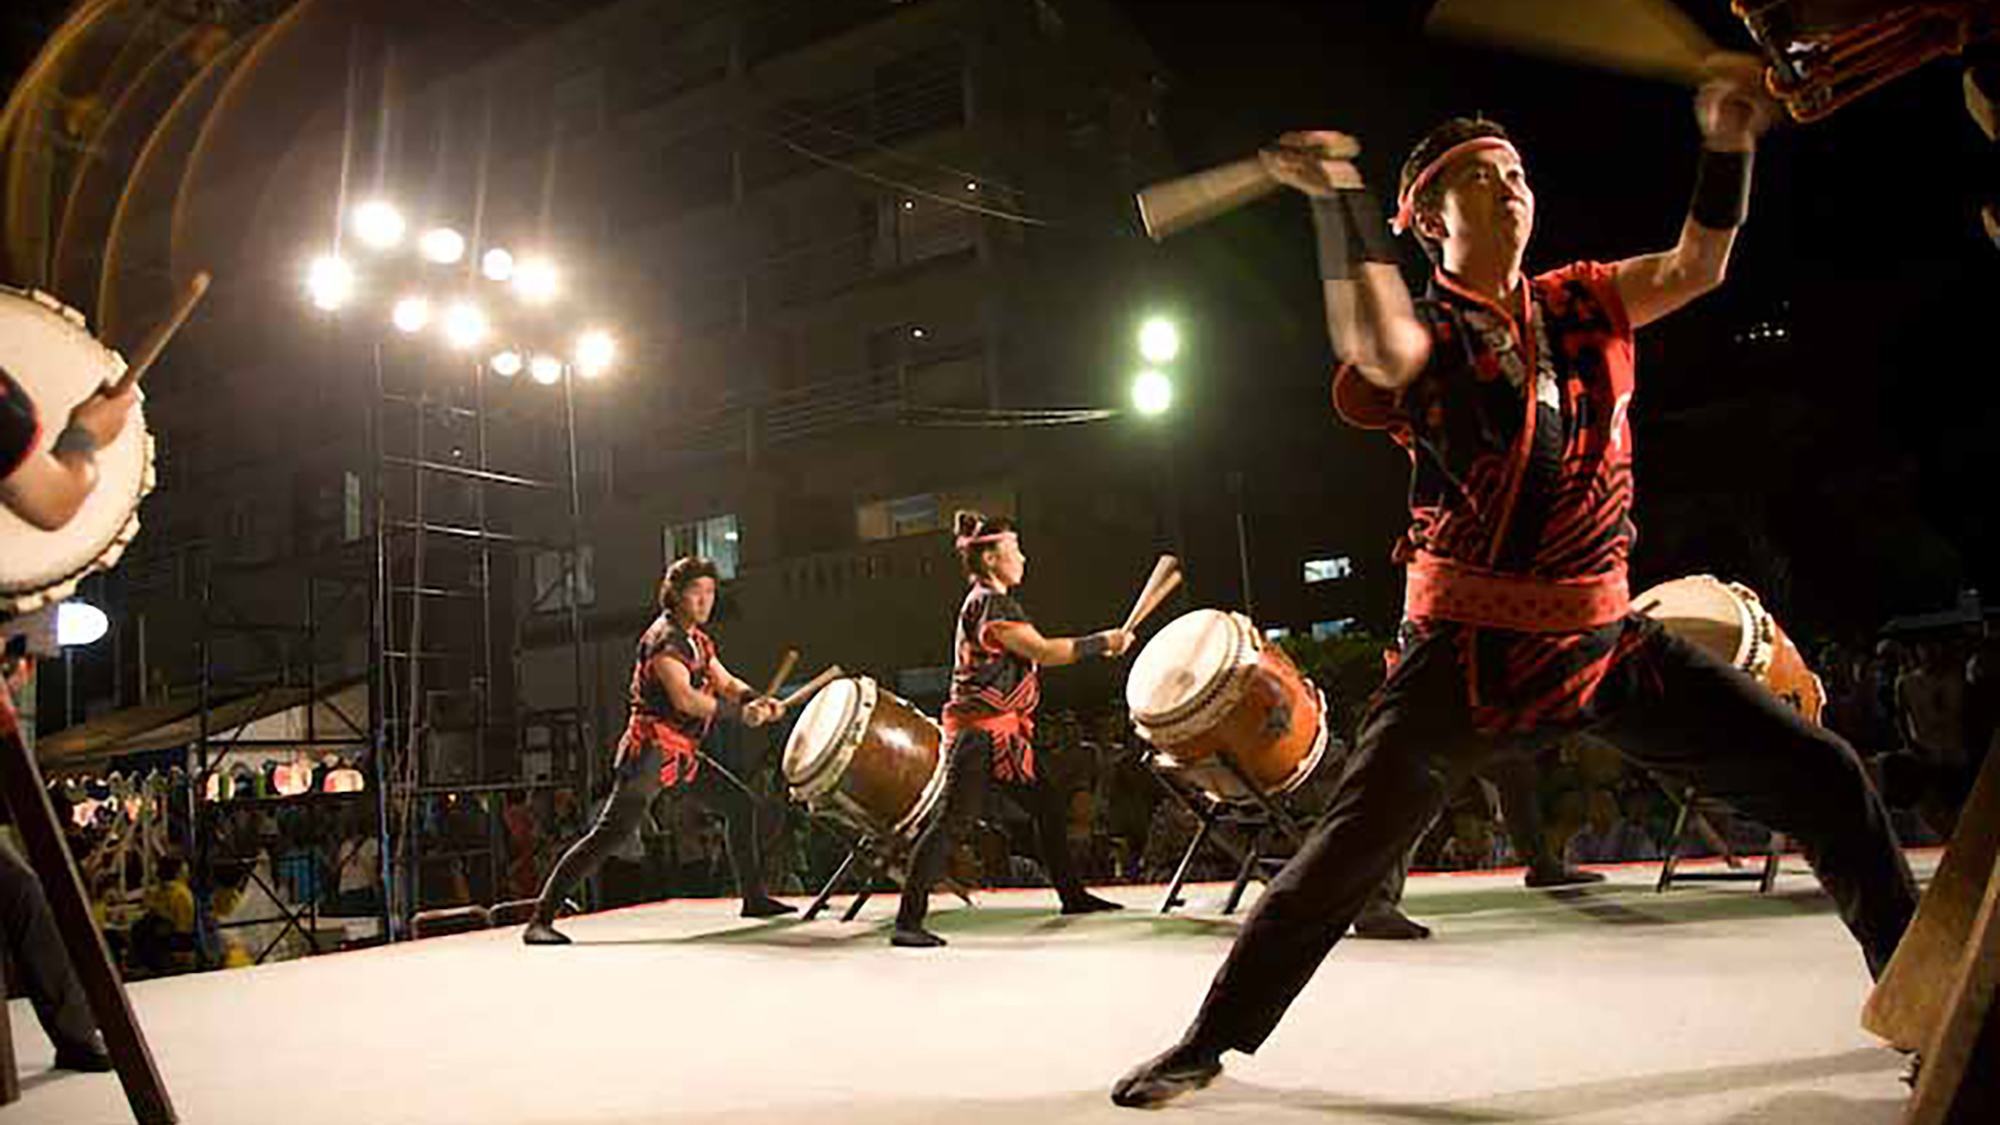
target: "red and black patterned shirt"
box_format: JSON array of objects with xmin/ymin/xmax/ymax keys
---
[
  {"xmin": 1337, "ymin": 261, "xmax": 1649, "ymax": 733},
  {"xmin": 947, "ymin": 582, "xmax": 1042, "ymax": 782},
  {"xmin": 624, "ymin": 614, "xmax": 717, "ymax": 787},
  {"xmin": 0, "ymin": 367, "xmax": 40, "ymax": 479}
]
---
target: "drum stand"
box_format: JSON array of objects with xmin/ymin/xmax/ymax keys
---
[
  {"xmin": 1146, "ymin": 748, "xmax": 1308, "ymax": 916},
  {"xmin": 0, "ymin": 677, "xmax": 176, "ymax": 1123},
  {"xmin": 800, "ymin": 820, "xmax": 974, "ymax": 923},
  {"xmin": 1654, "ymin": 783, "xmax": 1787, "ymax": 894}
]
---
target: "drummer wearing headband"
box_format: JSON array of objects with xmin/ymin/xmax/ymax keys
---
[
  {"xmin": 0, "ymin": 364, "xmax": 140, "ymax": 531},
  {"xmin": 891, "ymin": 511, "xmax": 1131, "ymax": 948},
  {"xmin": 1114, "ymin": 66, "xmax": 1919, "ymax": 1107},
  {"xmin": 523, "ymin": 556, "xmax": 793, "ymax": 944}
]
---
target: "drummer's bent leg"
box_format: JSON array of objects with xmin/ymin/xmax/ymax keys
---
[
  {"xmin": 896, "ymin": 731, "xmax": 994, "ymax": 933},
  {"xmin": 687, "ymin": 765, "xmax": 772, "ymax": 904},
  {"xmin": 531, "ymin": 742, "xmax": 664, "ymax": 925},
  {"xmin": 1590, "ymin": 627, "xmax": 1918, "ymax": 977}
]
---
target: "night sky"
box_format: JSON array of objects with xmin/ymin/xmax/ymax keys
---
[{"xmin": 5, "ymin": 1, "xmax": 1994, "ymax": 639}]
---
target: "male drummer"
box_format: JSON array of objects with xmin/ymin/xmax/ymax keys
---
[
  {"xmin": 1112, "ymin": 63, "xmax": 1919, "ymax": 1107},
  {"xmin": 891, "ymin": 510, "xmax": 1131, "ymax": 948},
  {"xmin": 523, "ymin": 557, "xmax": 794, "ymax": 944},
  {"xmin": 0, "ymin": 364, "xmax": 140, "ymax": 1074},
  {"xmin": 1, "ymin": 363, "xmax": 140, "ymax": 530}
]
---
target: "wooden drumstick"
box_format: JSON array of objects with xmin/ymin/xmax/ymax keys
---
[
  {"xmin": 1121, "ymin": 555, "xmax": 1183, "ymax": 634},
  {"xmin": 779, "ymin": 665, "xmax": 844, "ymax": 710},
  {"xmin": 111, "ymin": 271, "xmax": 210, "ymax": 395},
  {"xmin": 762, "ymin": 648, "xmax": 799, "ymax": 699},
  {"xmin": 1425, "ymin": 0, "xmax": 1723, "ymax": 87},
  {"xmin": 1135, "ymin": 137, "xmax": 1360, "ymax": 241}
]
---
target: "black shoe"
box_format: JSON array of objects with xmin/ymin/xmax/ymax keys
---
[
  {"xmin": 891, "ymin": 927, "xmax": 947, "ymax": 948},
  {"xmin": 741, "ymin": 897, "xmax": 798, "ymax": 919},
  {"xmin": 1111, "ymin": 1043, "xmax": 1223, "ymax": 1108},
  {"xmin": 1525, "ymin": 865, "xmax": 1606, "ymax": 889},
  {"xmin": 1060, "ymin": 892, "xmax": 1124, "ymax": 916},
  {"xmin": 522, "ymin": 920, "xmax": 572, "ymax": 946},
  {"xmin": 53, "ymin": 1039, "xmax": 114, "ymax": 1073},
  {"xmin": 1351, "ymin": 906, "xmax": 1433, "ymax": 940}
]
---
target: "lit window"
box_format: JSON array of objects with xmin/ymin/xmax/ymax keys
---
[
  {"xmin": 1310, "ymin": 618, "xmax": 1357, "ymax": 641},
  {"xmin": 1263, "ymin": 627, "xmax": 1291, "ymax": 642},
  {"xmin": 664, "ymin": 514, "xmax": 740, "ymax": 579},
  {"xmin": 1303, "ymin": 556, "xmax": 1355, "ymax": 584},
  {"xmin": 857, "ymin": 493, "xmax": 942, "ymax": 540}
]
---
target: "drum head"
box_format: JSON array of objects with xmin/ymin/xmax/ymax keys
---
[
  {"xmin": 0, "ymin": 287, "xmax": 151, "ymax": 613},
  {"xmin": 1127, "ymin": 609, "xmax": 1249, "ymax": 724},
  {"xmin": 1633, "ymin": 575, "xmax": 1751, "ymax": 669},
  {"xmin": 783, "ymin": 677, "xmax": 864, "ymax": 787}
]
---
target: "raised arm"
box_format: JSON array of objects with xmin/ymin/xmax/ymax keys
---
[
  {"xmin": 1612, "ymin": 58, "xmax": 1779, "ymax": 330},
  {"xmin": 1261, "ymin": 131, "xmax": 1431, "ymax": 390}
]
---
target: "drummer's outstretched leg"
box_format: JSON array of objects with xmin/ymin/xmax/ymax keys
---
[
  {"xmin": 524, "ymin": 743, "xmax": 662, "ymax": 945},
  {"xmin": 893, "ymin": 731, "xmax": 993, "ymax": 947},
  {"xmin": 689, "ymin": 768, "xmax": 795, "ymax": 919},
  {"xmin": 1112, "ymin": 639, "xmax": 1470, "ymax": 1108},
  {"xmin": 1012, "ymin": 776, "xmax": 1121, "ymax": 914}
]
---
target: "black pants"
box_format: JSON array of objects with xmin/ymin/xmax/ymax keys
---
[
  {"xmin": 1181, "ymin": 624, "xmax": 1919, "ymax": 1054},
  {"xmin": 532, "ymin": 739, "xmax": 771, "ymax": 924},
  {"xmin": 897, "ymin": 729, "xmax": 1091, "ymax": 930},
  {"xmin": 0, "ymin": 844, "xmax": 98, "ymax": 1052}
]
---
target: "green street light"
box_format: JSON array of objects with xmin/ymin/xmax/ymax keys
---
[
  {"xmin": 1132, "ymin": 369, "xmax": 1173, "ymax": 417},
  {"xmin": 1138, "ymin": 317, "xmax": 1181, "ymax": 364}
]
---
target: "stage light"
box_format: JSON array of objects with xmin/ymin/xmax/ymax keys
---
[
  {"xmin": 1139, "ymin": 317, "xmax": 1181, "ymax": 364},
  {"xmin": 419, "ymin": 227, "xmax": 466, "ymax": 265},
  {"xmin": 490, "ymin": 350, "xmax": 523, "ymax": 377},
  {"xmin": 352, "ymin": 200, "xmax": 405, "ymax": 250},
  {"xmin": 529, "ymin": 354, "xmax": 563, "ymax": 385},
  {"xmin": 1131, "ymin": 369, "xmax": 1173, "ymax": 417},
  {"xmin": 513, "ymin": 256, "xmax": 559, "ymax": 304},
  {"xmin": 574, "ymin": 329, "xmax": 616, "ymax": 378},
  {"xmin": 441, "ymin": 302, "xmax": 488, "ymax": 350},
  {"xmin": 391, "ymin": 296, "xmax": 431, "ymax": 334},
  {"xmin": 57, "ymin": 601, "xmax": 109, "ymax": 647},
  {"xmin": 481, "ymin": 247, "xmax": 515, "ymax": 282},
  {"xmin": 306, "ymin": 255, "xmax": 354, "ymax": 311}
]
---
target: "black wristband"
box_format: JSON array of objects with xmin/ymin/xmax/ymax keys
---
[
  {"xmin": 53, "ymin": 423, "xmax": 100, "ymax": 458},
  {"xmin": 714, "ymin": 695, "xmax": 743, "ymax": 724},
  {"xmin": 1341, "ymin": 189, "xmax": 1397, "ymax": 264},
  {"xmin": 1689, "ymin": 148, "xmax": 1753, "ymax": 230},
  {"xmin": 1312, "ymin": 191, "xmax": 1395, "ymax": 280},
  {"xmin": 1074, "ymin": 632, "xmax": 1112, "ymax": 660}
]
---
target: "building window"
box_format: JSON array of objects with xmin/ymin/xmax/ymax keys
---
[
  {"xmin": 857, "ymin": 493, "xmax": 941, "ymax": 540},
  {"xmin": 1303, "ymin": 556, "xmax": 1354, "ymax": 584},
  {"xmin": 532, "ymin": 545, "xmax": 596, "ymax": 612},
  {"xmin": 1310, "ymin": 618, "xmax": 1357, "ymax": 641},
  {"xmin": 665, "ymin": 513, "xmax": 740, "ymax": 579},
  {"xmin": 343, "ymin": 471, "xmax": 363, "ymax": 543}
]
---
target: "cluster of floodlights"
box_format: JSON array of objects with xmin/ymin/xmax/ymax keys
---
[
  {"xmin": 304, "ymin": 199, "xmax": 616, "ymax": 384},
  {"xmin": 1131, "ymin": 315, "xmax": 1178, "ymax": 417}
]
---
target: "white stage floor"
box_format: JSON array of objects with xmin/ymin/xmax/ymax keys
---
[{"xmin": 11, "ymin": 853, "xmax": 1937, "ymax": 1125}]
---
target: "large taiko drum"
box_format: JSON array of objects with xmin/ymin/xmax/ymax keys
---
[
  {"xmin": 1734, "ymin": 0, "xmax": 1993, "ymax": 122},
  {"xmin": 782, "ymin": 676, "xmax": 948, "ymax": 840},
  {"xmin": 0, "ymin": 286, "xmax": 154, "ymax": 613},
  {"xmin": 1633, "ymin": 574, "xmax": 1825, "ymax": 722},
  {"xmin": 1126, "ymin": 609, "xmax": 1330, "ymax": 803}
]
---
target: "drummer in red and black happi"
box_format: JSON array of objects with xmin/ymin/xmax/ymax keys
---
[
  {"xmin": 891, "ymin": 511, "xmax": 1132, "ymax": 948},
  {"xmin": 1115, "ymin": 69, "xmax": 1919, "ymax": 1108},
  {"xmin": 524, "ymin": 557, "xmax": 793, "ymax": 945}
]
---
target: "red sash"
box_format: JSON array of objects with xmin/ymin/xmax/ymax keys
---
[{"xmin": 1405, "ymin": 551, "xmax": 1629, "ymax": 634}]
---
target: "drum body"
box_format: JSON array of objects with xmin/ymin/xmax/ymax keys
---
[
  {"xmin": 1633, "ymin": 574, "xmax": 1825, "ymax": 722},
  {"xmin": 0, "ymin": 286, "xmax": 152, "ymax": 613},
  {"xmin": 1734, "ymin": 1, "xmax": 1994, "ymax": 122},
  {"xmin": 782, "ymin": 676, "xmax": 947, "ymax": 839},
  {"xmin": 1126, "ymin": 609, "xmax": 1329, "ymax": 803}
]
